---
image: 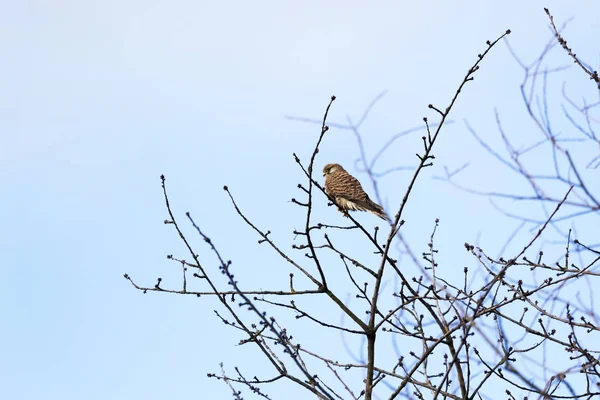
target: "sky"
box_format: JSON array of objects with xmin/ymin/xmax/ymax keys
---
[{"xmin": 2, "ymin": 1, "xmax": 599, "ymax": 399}]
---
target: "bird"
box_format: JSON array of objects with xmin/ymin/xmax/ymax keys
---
[{"xmin": 322, "ymin": 163, "xmax": 390, "ymax": 221}]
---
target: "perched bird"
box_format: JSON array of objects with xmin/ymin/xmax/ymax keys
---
[{"xmin": 322, "ymin": 163, "xmax": 390, "ymax": 221}]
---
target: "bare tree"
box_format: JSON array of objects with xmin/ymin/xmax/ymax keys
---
[{"xmin": 125, "ymin": 9, "xmax": 600, "ymax": 400}]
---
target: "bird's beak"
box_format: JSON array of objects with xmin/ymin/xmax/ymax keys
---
[{"xmin": 322, "ymin": 172, "xmax": 326, "ymax": 176}]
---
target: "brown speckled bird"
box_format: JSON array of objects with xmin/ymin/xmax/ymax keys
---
[{"xmin": 323, "ymin": 163, "xmax": 390, "ymax": 221}]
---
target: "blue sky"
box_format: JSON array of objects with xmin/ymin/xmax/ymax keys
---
[{"xmin": 2, "ymin": 1, "xmax": 599, "ymax": 399}]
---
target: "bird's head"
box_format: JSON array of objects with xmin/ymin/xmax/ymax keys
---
[{"xmin": 323, "ymin": 163, "xmax": 344, "ymax": 177}]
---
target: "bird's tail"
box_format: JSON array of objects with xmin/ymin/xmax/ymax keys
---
[{"xmin": 368, "ymin": 200, "xmax": 391, "ymax": 221}]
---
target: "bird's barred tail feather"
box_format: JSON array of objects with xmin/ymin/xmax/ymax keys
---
[{"xmin": 367, "ymin": 199, "xmax": 391, "ymax": 221}]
